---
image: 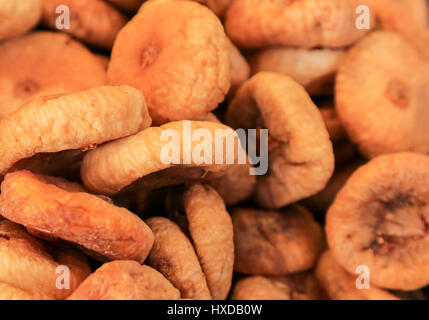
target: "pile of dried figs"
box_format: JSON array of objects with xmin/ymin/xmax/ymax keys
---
[{"xmin": 0, "ymin": 0, "xmax": 428, "ymax": 300}]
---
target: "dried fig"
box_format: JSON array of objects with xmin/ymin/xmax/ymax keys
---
[
  {"xmin": 108, "ymin": 0, "xmax": 230, "ymax": 124},
  {"xmin": 226, "ymin": 72, "xmax": 334, "ymax": 209},
  {"xmin": 326, "ymin": 153, "xmax": 429, "ymax": 290},
  {"xmin": 335, "ymin": 31, "xmax": 429, "ymax": 158},
  {"xmin": 0, "ymin": 0, "xmax": 42, "ymax": 41},
  {"xmin": 315, "ymin": 251, "xmax": 399, "ymax": 300},
  {"xmin": 225, "ymin": 0, "xmax": 374, "ymax": 48},
  {"xmin": 0, "ymin": 85, "xmax": 151, "ymax": 175},
  {"xmin": 68, "ymin": 261, "xmax": 180, "ymax": 300},
  {"xmin": 81, "ymin": 120, "xmax": 242, "ymax": 195},
  {"xmin": 41, "ymin": 0, "xmax": 127, "ymax": 49},
  {"xmin": 0, "ymin": 170, "xmax": 154, "ymax": 263},
  {"xmin": 0, "ymin": 220, "xmax": 90, "ymax": 300},
  {"xmin": 369, "ymin": 0, "xmax": 429, "ymax": 59},
  {"xmin": 146, "ymin": 183, "xmax": 234, "ymax": 300},
  {"xmin": 231, "ymin": 273, "xmax": 326, "ymax": 300},
  {"xmin": 0, "ymin": 32, "xmax": 107, "ymax": 119},
  {"xmin": 227, "ymin": 38, "xmax": 250, "ymax": 99},
  {"xmin": 249, "ymin": 48, "xmax": 345, "ymax": 96},
  {"xmin": 232, "ymin": 205, "xmax": 324, "ymax": 275}
]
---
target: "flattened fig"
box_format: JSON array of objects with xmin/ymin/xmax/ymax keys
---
[
  {"xmin": 0, "ymin": 220, "xmax": 90, "ymax": 300},
  {"xmin": 146, "ymin": 217, "xmax": 212, "ymax": 300},
  {"xmin": 249, "ymin": 48, "xmax": 345, "ymax": 96},
  {"xmin": 225, "ymin": 0, "xmax": 374, "ymax": 48},
  {"xmin": 41, "ymin": 0, "xmax": 127, "ymax": 49},
  {"xmin": 232, "ymin": 205, "xmax": 324, "ymax": 275},
  {"xmin": 183, "ymin": 184, "xmax": 234, "ymax": 300},
  {"xmin": 81, "ymin": 121, "xmax": 242, "ymax": 195},
  {"xmin": 68, "ymin": 261, "xmax": 180, "ymax": 300},
  {"xmin": 0, "ymin": 170, "xmax": 154, "ymax": 263},
  {"xmin": 0, "ymin": 85, "xmax": 151, "ymax": 175},
  {"xmin": 231, "ymin": 273, "xmax": 326, "ymax": 300},
  {"xmin": 0, "ymin": 0, "xmax": 41, "ymax": 41},
  {"xmin": 326, "ymin": 153, "xmax": 429, "ymax": 290},
  {"xmin": 108, "ymin": 0, "xmax": 230, "ymax": 124},
  {"xmin": 335, "ymin": 31, "xmax": 429, "ymax": 158},
  {"xmin": 0, "ymin": 32, "xmax": 107, "ymax": 119},
  {"xmin": 147, "ymin": 184, "xmax": 233, "ymax": 300},
  {"xmin": 315, "ymin": 251, "xmax": 399, "ymax": 300},
  {"xmin": 226, "ymin": 72, "xmax": 334, "ymax": 209}
]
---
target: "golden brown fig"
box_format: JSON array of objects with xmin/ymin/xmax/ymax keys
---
[
  {"xmin": 249, "ymin": 48, "xmax": 345, "ymax": 96},
  {"xmin": 226, "ymin": 72, "xmax": 334, "ymax": 209},
  {"xmin": 0, "ymin": 171, "xmax": 154, "ymax": 263},
  {"xmin": 81, "ymin": 120, "xmax": 243, "ymax": 195},
  {"xmin": 326, "ymin": 153, "xmax": 429, "ymax": 290},
  {"xmin": 0, "ymin": 85, "xmax": 151, "ymax": 175},
  {"xmin": 315, "ymin": 251, "xmax": 399, "ymax": 300},
  {"xmin": 68, "ymin": 261, "xmax": 180, "ymax": 300},
  {"xmin": 369, "ymin": 0, "xmax": 429, "ymax": 59},
  {"xmin": 225, "ymin": 0, "xmax": 374, "ymax": 49},
  {"xmin": 232, "ymin": 205, "xmax": 324, "ymax": 275},
  {"xmin": 0, "ymin": 220, "xmax": 90, "ymax": 300},
  {"xmin": 41, "ymin": 0, "xmax": 127, "ymax": 49},
  {"xmin": 108, "ymin": 0, "xmax": 230, "ymax": 124},
  {"xmin": 231, "ymin": 273, "xmax": 327, "ymax": 300},
  {"xmin": 335, "ymin": 31, "xmax": 429, "ymax": 158},
  {"xmin": 147, "ymin": 184, "xmax": 233, "ymax": 300},
  {"xmin": 0, "ymin": 32, "xmax": 107, "ymax": 119},
  {"xmin": 0, "ymin": 0, "xmax": 42, "ymax": 41}
]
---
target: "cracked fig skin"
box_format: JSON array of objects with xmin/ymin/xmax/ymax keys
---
[
  {"xmin": 108, "ymin": 0, "xmax": 230, "ymax": 124},
  {"xmin": 0, "ymin": 171, "xmax": 154, "ymax": 263},
  {"xmin": 225, "ymin": 0, "xmax": 373, "ymax": 49},
  {"xmin": 146, "ymin": 184, "xmax": 234, "ymax": 300},
  {"xmin": 226, "ymin": 72, "xmax": 334, "ymax": 209},
  {"xmin": 81, "ymin": 120, "xmax": 242, "ymax": 195},
  {"xmin": 0, "ymin": 0, "xmax": 42, "ymax": 42},
  {"xmin": 0, "ymin": 220, "xmax": 90, "ymax": 300},
  {"xmin": 326, "ymin": 153, "xmax": 429, "ymax": 290},
  {"xmin": 232, "ymin": 205, "xmax": 323, "ymax": 275},
  {"xmin": 335, "ymin": 31, "xmax": 429, "ymax": 158},
  {"xmin": 68, "ymin": 261, "xmax": 180, "ymax": 300},
  {"xmin": 0, "ymin": 85, "xmax": 151, "ymax": 175}
]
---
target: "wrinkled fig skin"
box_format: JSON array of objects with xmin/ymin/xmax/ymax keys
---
[
  {"xmin": 0, "ymin": 220, "xmax": 90, "ymax": 300},
  {"xmin": 315, "ymin": 251, "xmax": 399, "ymax": 300},
  {"xmin": 146, "ymin": 184, "xmax": 234, "ymax": 300},
  {"xmin": 335, "ymin": 31, "xmax": 429, "ymax": 158},
  {"xmin": 226, "ymin": 72, "xmax": 334, "ymax": 209},
  {"xmin": 0, "ymin": 170, "xmax": 154, "ymax": 263},
  {"xmin": 108, "ymin": 0, "xmax": 230, "ymax": 124},
  {"xmin": 231, "ymin": 272, "xmax": 327, "ymax": 300},
  {"xmin": 81, "ymin": 120, "xmax": 242, "ymax": 195},
  {"xmin": 183, "ymin": 184, "xmax": 234, "ymax": 300},
  {"xmin": 68, "ymin": 261, "xmax": 181, "ymax": 300},
  {"xmin": 326, "ymin": 153, "xmax": 429, "ymax": 290},
  {"xmin": 232, "ymin": 205, "xmax": 324, "ymax": 276},
  {"xmin": 0, "ymin": 85, "xmax": 151, "ymax": 175},
  {"xmin": 225, "ymin": 0, "xmax": 374, "ymax": 49},
  {"xmin": 146, "ymin": 217, "xmax": 212, "ymax": 300},
  {"xmin": 249, "ymin": 48, "xmax": 345, "ymax": 96}
]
